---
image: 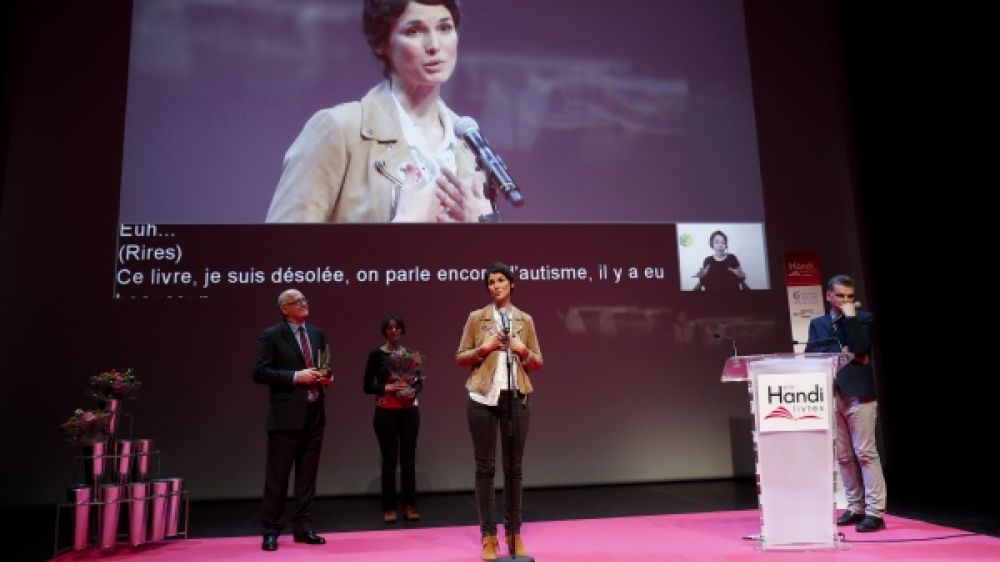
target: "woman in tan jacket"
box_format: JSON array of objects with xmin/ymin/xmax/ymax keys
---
[
  {"xmin": 456, "ymin": 262, "xmax": 543, "ymax": 560},
  {"xmin": 266, "ymin": 0, "xmax": 491, "ymax": 223}
]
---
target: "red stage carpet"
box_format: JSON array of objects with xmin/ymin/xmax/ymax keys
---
[{"xmin": 52, "ymin": 510, "xmax": 1000, "ymax": 561}]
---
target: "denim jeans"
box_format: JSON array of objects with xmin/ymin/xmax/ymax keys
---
[{"xmin": 467, "ymin": 393, "xmax": 530, "ymax": 536}]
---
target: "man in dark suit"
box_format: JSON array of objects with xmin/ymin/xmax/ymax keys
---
[
  {"xmin": 805, "ymin": 274, "xmax": 886, "ymax": 532},
  {"xmin": 253, "ymin": 288, "xmax": 332, "ymax": 551}
]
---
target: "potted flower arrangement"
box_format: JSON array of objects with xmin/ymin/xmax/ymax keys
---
[
  {"xmin": 88, "ymin": 368, "xmax": 141, "ymax": 401},
  {"xmin": 60, "ymin": 408, "xmax": 112, "ymax": 444}
]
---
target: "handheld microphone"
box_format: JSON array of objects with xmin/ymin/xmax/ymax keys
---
[
  {"xmin": 713, "ymin": 333, "xmax": 739, "ymax": 357},
  {"xmin": 454, "ymin": 117, "xmax": 524, "ymax": 207},
  {"xmin": 499, "ymin": 309, "xmax": 511, "ymax": 335}
]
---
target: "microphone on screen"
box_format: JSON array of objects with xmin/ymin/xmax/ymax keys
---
[{"xmin": 454, "ymin": 117, "xmax": 524, "ymax": 207}]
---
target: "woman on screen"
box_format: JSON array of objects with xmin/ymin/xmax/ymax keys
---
[
  {"xmin": 363, "ymin": 314, "xmax": 423, "ymax": 523},
  {"xmin": 693, "ymin": 230, "xmax": 748, "ymax": 290},
  {"xmin": 265, "ymin": 0, "xmax": 492, "ymax": 223},
  {"xmin": 455, "ymin": 262, "xmax": 543, "ymax": 560}
]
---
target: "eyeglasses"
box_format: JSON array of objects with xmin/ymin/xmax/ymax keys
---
[{"xmin": 283, "ymin": 298, "xmax": 308, "ymax": 307}]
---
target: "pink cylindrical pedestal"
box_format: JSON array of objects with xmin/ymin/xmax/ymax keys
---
[
  {"xmin": 99, "ymin": 484, "xmax": 122, "ymax": 550},
  {"xmin": 165, "ymin": 477, "xmax": 183, "ymax": 536},
  {"xmin": 105, "ymin": 398, "xmax": 121, "ymax": 436},
  {"xmin": 85, "ymin": 440, "xmax": 108, "ymax": 491},
  {"xmin": 149, "ymin": 479, "xmax": 169, "ymax": 541},
  {"xmin": 116, "ymin": 439, "xmax": 134, "ymax": 484},
  {"xmin": 134, "ymin": 438, "xmax": 153, "ymax": 482},
  {"xmin": 68, "ymin": 485, "xmax": 91, "ymax": 550},
  {"xmin": 128, "ymin": 482, "xmax": 148, "ymax": 546}
]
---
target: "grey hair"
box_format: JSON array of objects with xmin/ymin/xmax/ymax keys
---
[
  {"xmin": 826, "ymin": 274, "xmax": 855, "ymax": 292},
  {"xmin": 277, "ymin": 289, "xmax": 299, "ymax": 306}
]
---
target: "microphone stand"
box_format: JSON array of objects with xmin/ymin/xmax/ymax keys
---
[
  {"xmin": 498, "ymin": 311, "xmax": 534, "ymax": 562},
  {"xmin": 478, "ymin": 176, "xmax": 504, "ymax": 223},
  {"xmin": 714, "ymin": 333, "xmax": 738, "ymax": 357}
]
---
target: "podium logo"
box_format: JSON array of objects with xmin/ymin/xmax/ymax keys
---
[
  {"xmin": 764, "ymin": 405, "xmax": 820, "ymax": 421},
  {"xmin": 763, "ymin": 384, "xmax": 825, "ymax": 420},
  {"xmin": 767, "ymin": 384, "xmax": 824, "ymax": 404},
  {"xmin": 756, "ymin": 373, "xmax": 829, "ymax": 432}
]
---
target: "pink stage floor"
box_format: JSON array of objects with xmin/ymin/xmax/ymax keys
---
[{"xmin": 52, "ymin": 509, "xmax": 1000, "ymax": 562}]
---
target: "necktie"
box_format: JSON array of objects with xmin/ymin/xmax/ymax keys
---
[
  {"xmin": 298, "ymin": 326, "xmax": 314, "ymax": 368},
  {"xmin": 299, "ymin": 326, "xmax": 318, "ymax": 401},
  {"xmin": 833, "ymin": 317, "xmax": 846, "ymax": 347}
]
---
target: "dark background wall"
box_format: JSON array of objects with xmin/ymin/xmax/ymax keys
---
[
  {"xmin": 834, "ymin": 3, "xmax": 995, "ymax": 510},
  {"xmin": 1, "ymin": 0, "xmax": 994, "ymax": 513}
]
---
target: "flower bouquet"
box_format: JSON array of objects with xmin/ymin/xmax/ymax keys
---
[
  {"xmin": 386, "ymin": 348, "xmax": 424, "ymax": 398},
  {"xmin": 60, "ymin": 408, "xmax": 112, "ymax": 444},
  {"xmin": 88, "ymin": 368, "xmax": 141, "ymax": 401}
]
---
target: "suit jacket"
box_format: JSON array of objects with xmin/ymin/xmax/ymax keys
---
[
  {"xmin": 265, "ymin": 81, "xmax": 490, "ymax": 222},
  {"xmin": 457, "ymin": 304, "xmax": 543, "ymax": 397},
  {"xmin": 804, "ymin": 310, "xmax": 876, "ymax": 398},
  {"xmin": 253, "ymin": 321, "xmax": 328, "ymax": 431}
]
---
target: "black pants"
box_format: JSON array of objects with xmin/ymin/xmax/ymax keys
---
[
  {"xmin": 373, "ymin": 406, "xmax": 420, "ymax": 510},
  {"xmin": 467, "ymin": 393, "xmax": 530, "ymax": 536},
  {"xmin": 260, "ymin": 401, "xmax": 324, "ymax": 535}
]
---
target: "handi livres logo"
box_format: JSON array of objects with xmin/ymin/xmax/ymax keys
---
[
  {"xmin": 764, "ymin": 405, "xmax": 820, "ymax": 421},
  {"xmin": 756, "ymin": 373, "xmax": 830, "ymax": 433}
]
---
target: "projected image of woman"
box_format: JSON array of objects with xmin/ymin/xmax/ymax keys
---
[
  {"xmin": 363, "ymin": 314, "xmax": 423, "ymax": 524},
  {"xmin": 693, "ymin": 230, "xmax": 748, "ymax": 290},
  {"xmin": 455, "ymin": 262, "xmax": 543, "ymax": 560},
  {"xmin": 265, "ymin": 0, "xmax": 492, "ymax": 223}
]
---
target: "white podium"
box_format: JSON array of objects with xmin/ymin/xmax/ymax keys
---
[{"xmin": 722, "ymin": 353, "xmax": 848, "ymax": 550}]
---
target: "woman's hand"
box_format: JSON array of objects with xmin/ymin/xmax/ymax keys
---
[
  {"xmin": 509, "ymin": 332, "xmax": 529, "ymax": 359},
  {"xmin": 384, "ymin": 380, "xmax": 408, "ymax": 393},
  {"xmin": 481, "ymin": 331, "xmax": 506, "ymax": 356},
  {"xmin": 392, "ymin": 163, "xmax": 442, "ymax": 222},
  {"xmin": 693, "ymin": 266, "xmax": 708, "ymax": 278},
  {"xmin": 729, "ymin": 266, "xmax": 746, "ymax": 279},
  {"xmin": 435, "ymin": 168, "xmax": 488, "ymax": 222}
]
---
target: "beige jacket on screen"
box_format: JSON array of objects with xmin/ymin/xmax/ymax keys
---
[{"xmin": 266, "ymin": 81, "xmax": 489, "ymax": 223}]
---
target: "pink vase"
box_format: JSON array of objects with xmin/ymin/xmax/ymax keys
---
[{"xmin": 105, "ymin": 399, "xmax": 121, "ymax": 437}]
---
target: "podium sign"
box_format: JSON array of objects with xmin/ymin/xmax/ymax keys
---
[
  {"xmin": 756, "ymin": 372, "xmax": 829, "ymax": 433},
  {"xmin": 723, "ymin": 353, "xmax": 845, "ymax": 550}
]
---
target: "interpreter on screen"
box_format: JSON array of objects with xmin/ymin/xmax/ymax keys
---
[{"xmin": 692, "ymin": 230, "xmax": 748, "ymax": 290}]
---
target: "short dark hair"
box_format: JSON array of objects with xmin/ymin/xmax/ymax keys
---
[
  {"xmin": 826, "ymin": 274, "xmax": 855, "ymax": 292},
  {"xmin": 709, "ymin": 230, "xmax": 728, "ymax": 248},
  {"xmin": 380, "ymin": 313, "xmax": 406, "ymax": 337},
  {"xmin": 362, "ymin": 0, "xmax": 462, "ymax": 78},
  {"xmin": 484, "ymin": 262, "xmax": 514, "ymax": 287}
]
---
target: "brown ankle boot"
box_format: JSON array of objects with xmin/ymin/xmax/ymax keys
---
[
  {"xmin": 402, "ymin": 505, "xmax": 421, "ymax": 521},
  {"xmin": 506, "ymin": 533, "xmax": 527, "ymax": 557},
  {"xmin": 481, "ymin": 534, "xmax": 499, "ymax": 561}
]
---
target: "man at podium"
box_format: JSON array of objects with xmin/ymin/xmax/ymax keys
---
[{"xmin": 805, "ymin": 274, "xmax": 886, "ymax": 532}]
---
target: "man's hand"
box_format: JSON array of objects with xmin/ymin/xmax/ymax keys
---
[{"xmin": 295, "ymin": 369, "xmax": 324, "ymax": 385}]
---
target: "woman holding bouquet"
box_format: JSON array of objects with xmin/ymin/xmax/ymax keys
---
[
  {"xmin": 363, "ymin": 314, "xmax": 423, "ymax": 523},
  {"xmin": 455, "ymin": 262, "xmax": 544, "ymax": 561}
]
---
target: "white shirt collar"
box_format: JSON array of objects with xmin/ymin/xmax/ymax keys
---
[{"xmin": 390, "ymin": 90, "xmax": 458, "ymax": 180}]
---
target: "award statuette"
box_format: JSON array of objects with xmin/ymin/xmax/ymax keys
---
[{"xmin": 315, "ymin": 344, "xmax": 333, "ymax": 382}]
